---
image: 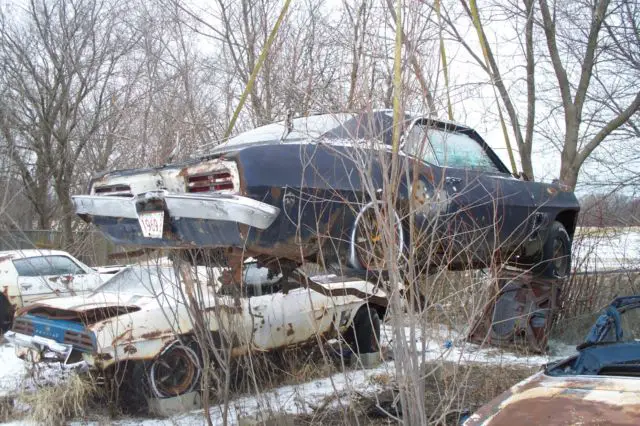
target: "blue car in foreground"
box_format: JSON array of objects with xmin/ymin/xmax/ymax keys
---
[{"xmin": 465, "ymin": 295, "xmax": 640, "ymax": 425}]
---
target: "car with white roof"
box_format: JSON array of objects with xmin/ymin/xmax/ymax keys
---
[{"xmin": 0, "ymin": 250, "xmax": 104, "ymax": 333}]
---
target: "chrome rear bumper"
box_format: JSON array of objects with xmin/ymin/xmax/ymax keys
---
[
  {"xmin": 72, "ymin": 191, "xmax": 280, "ymax": 248},
  {"xmin": 74, "ymin": 191, "xmax": 279, "ymax": 229},
  {"xmin": 5, "ymin": 331, "xmax": 73, "ymax": 363}
]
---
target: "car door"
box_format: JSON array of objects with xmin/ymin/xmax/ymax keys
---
[
  {"xmin": 402, "ymin": 120, "xmax": 534, "ymax": 263},
  {"xmin": 15, "ymin": 255, "xmax": 101, "ymax": 305},
  {"xmin": 60, "ymin": 254, "xmax": 103, "ymax": 294},
  {"xmin": 249, "ymin": 280, "xmax": 334, "ymax": 350}
]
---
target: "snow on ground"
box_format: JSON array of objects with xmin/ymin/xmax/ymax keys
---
[
  {"xmin": 1, "ymin": 320, "xmax": 575, "ymax": 426},
  {"xmin": 573, "ymin": 227, "xmax": 640, "ymax": 272},
  {"xmin": 0, "ymin": 339, "xmax": 83, "ymax": 399},
  {"xmin": 0, "ymin": 340, "xmax": 26, "ymax": 398},
  {"xmin": 76, "ymin": 324, "xmax": 574, "ymax": 426}
]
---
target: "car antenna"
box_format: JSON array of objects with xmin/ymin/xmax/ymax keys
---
[{"xmin": 281, "ymin": 109, "xmax": 294, "ymax": 141}]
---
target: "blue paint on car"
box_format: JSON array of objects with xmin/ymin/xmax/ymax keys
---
[
  {"xmin": 21, "ymin": 313, "xmax": 96, "ymax": 352},
  {"xmin": 546, "ymin": 295, "xmax": 640, "ymax": 377}
]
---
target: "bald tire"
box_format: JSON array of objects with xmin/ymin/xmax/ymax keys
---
[{"xmin": 347, "ymin": 306, "xmax": 381, "ymax": 355}]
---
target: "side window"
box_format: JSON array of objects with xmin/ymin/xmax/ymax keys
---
[
  {"xmin": 13, "ymin": 257, "xmax": 55, "ymax": 277},
  {"xmin": 428, "ymin": 129, "xmax": 502, "ymax": 173},
  {"xmin": 47, "ymin": 256, "xmax": 85, "ymax": 275},
  {"xmin": 403, "ymin": 124, "xmax": 502, "ymax": 173},
  {"xmin": 620, "ymin": 308, "xmax": 640, "ymax": 342},
  {"xmin": 403, "ymin": 125, "xmax": 438, "ymax": 165}
]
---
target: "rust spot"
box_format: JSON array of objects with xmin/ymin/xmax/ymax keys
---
[
  {"xmin": 315, "ymin": 306, "xmax": 329, "ymax": 321},
  {"xmin": 123, "ymin": 344, "xmax": 138, "ymax": 354},
  {"xmin": 111, "ymin": 329, "xmax": 134, "ymax": 346},
  {"xmin": 140, "ymin": 329, "xmax": 171, "ymax": 340},
  {"xmin": 474, "ymin": 393, "xmax": 640, "ymax": 426},
  {"xmin": 547, "ymin": 187, "xmax": 558, "ymax": 196},
  {"xmin": 286, "ymin": 323, "xmax": 294, "ymax": 337},
  {"xmin": 204, "ymin": 304, "xmax": 243, "ymax": 315},
  {"xmin": 270, "ymin": 186, "xmax": 282, "ymax": 200}
]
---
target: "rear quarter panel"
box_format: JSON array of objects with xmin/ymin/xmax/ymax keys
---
[{"xmin": 0, "ymin": 256, "xmax": 21, "ymax": 308}]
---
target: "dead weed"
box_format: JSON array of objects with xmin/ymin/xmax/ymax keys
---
[{"xmin": 20, "ymin": 372, "xmax": 97, "ymax": 425}]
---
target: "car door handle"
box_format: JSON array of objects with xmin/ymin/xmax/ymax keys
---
[
  {"xmin": 445, "ymin": 176, "xmax": 462, "ymax": 184},
  {"xmin": 48, "ymin": 276, "xmax": 59, "ymax": 282},
  {"xmin": 21, "ymin": 284, "xmax": 32, "ymax": 290}
]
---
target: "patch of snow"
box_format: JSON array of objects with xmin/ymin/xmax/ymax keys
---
[
  {"xmin": 0, "ymin": 340, "xmax": 28, "ymax": 398},
  {"xmin": 0, "ymin": 339, "xmax": 78, "ymax": 398},
  {"xmin": 63, "ymin": 322, "xmax": 575, "ymax": 426},
  {"xmin": 573, "ymin": 228, "xmax": 640, "ymax": 272}
]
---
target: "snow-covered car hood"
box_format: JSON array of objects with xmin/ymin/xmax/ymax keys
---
[{"xmin": 21, "ymin": 291, "xmax": 153, "ymax": 313}]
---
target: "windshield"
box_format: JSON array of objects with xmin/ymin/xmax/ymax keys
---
[{"xmin": 95, "ymin": 266, "xmax": 180, "ymax": 296}]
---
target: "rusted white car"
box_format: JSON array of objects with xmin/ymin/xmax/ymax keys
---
[
  {"xmin": 6, "ymin": 260, "xmax": 386, "ymax": 399},
  {"xmin": 0, "ymin": 250, "xmax": 105, "ymax": 333},
  {"xmin": 465, "ymin": 295, "xmax": 640, "ymax": 425}
]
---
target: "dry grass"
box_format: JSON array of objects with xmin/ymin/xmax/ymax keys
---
[
  {"xmin": 0, "ymin": 396, "xmax": 14, "ymax": 423},
  {"xmin": 20, "ymin": 372, "xmax": 97, "ymax": 426},
  {"xmin": 295, "ymin": 361, "xmax": 537, "ymax": 425}
]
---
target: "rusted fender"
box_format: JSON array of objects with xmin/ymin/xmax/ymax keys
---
[{"xmin": 464, "ymin": 371, "xmax": 640, "ymax": 425}]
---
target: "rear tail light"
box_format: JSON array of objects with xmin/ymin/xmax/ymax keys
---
[
  {"xmin": 12, "ymin": 317, "xmax": 34, "ymax": 335},
  {"xmin": 64, "ymin": 330, "xmax": 95, "ymax": 352},
  {"xmin": 187, "ymin": 171, "xmax": 234, "ymax": 193}
]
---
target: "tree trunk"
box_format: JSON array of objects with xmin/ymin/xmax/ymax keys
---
[
  {"xmin": 55, "ymin": 175, "xmax": 75, "ymax": 249},
  {"xmin": 520, "ymin": 146, "xmax": 535, "ymax": 181}
]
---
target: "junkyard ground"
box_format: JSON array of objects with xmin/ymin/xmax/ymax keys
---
[
  {"xmin": 0, "ymin": 227, "xmax": 638, "ymax": 425},
  {"xmin": 0, "ymin": 321, "xmax": 576, "ymax": 425}
]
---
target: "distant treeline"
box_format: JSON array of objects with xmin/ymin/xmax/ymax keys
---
[{"xmin": 578, "ymin": 194, "xmax": 640, "ymax": 227}]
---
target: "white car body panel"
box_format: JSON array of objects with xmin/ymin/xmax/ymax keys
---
[
  {"xmin": 0, "ymin": 250, "xmax": 103, "ymax": 309},
  {"xmin": 11, "ymin": 264, "xmax": 386, "ymax": 370}
]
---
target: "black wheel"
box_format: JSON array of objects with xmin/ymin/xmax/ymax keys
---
[
  {"xmin": 148, "ymin": 341, "xmax": 202, "ymax": 398},
  {"xmin": 345, "ymin": 306, "xmax": 381, "ymax": 354},
  {"xmin": 534, "ymin": 221, "xmax": 572, "ymax": 279},
  {"xmin": 0, "ymin": 295, "xmax": 14, "ymax": 334}
]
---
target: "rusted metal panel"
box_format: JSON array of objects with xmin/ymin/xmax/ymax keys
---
[
  {"xmin": 467, "ymin": 269, "xmax": 562, "ymax": 353},
  {"xmin": 465, "ymin": 372, "xmax": 640, "ymax": 425}
]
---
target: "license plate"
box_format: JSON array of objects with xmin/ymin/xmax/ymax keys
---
[{"xmin": 138, "ymin": 211, "xmax": 164, "ymax": 238}]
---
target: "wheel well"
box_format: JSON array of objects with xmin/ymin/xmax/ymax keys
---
[
  {"xmin": 371, "ymin": 303, "xmax": 386, "ymax": 322},
  {"xmin": 555, "ymin": 210, "xmax": 578, "ymax": 238}
]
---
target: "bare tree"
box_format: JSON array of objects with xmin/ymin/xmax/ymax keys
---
[
  {"xmin": 0, "ymin": 0, "xmax": 139, "ymax": 244},
  {"xmin": 440, "ymin": 0, "xmax": 639, "ymax": 189}
]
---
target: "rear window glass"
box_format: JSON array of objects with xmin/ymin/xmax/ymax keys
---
[{"xmin": 97, "ymin": 266, "xmax": 180, "ymax": 296}]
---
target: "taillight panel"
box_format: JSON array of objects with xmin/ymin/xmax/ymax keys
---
[{"xmin": 186, "ymin": 170, "xmax": 235, "ymax": 193}]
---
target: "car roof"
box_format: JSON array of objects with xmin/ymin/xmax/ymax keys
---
[
  {"xmin": 202, "ymin": 109, "xmax": 474, "ymax": 155},
  {"xmin": 0, "ymin": 249, "xmax": 71, "ymax": 260}
]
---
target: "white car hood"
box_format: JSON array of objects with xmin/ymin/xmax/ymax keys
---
[{"xmin": 26, "ymin": 291, "xmax": 154, "ymax": 312}]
